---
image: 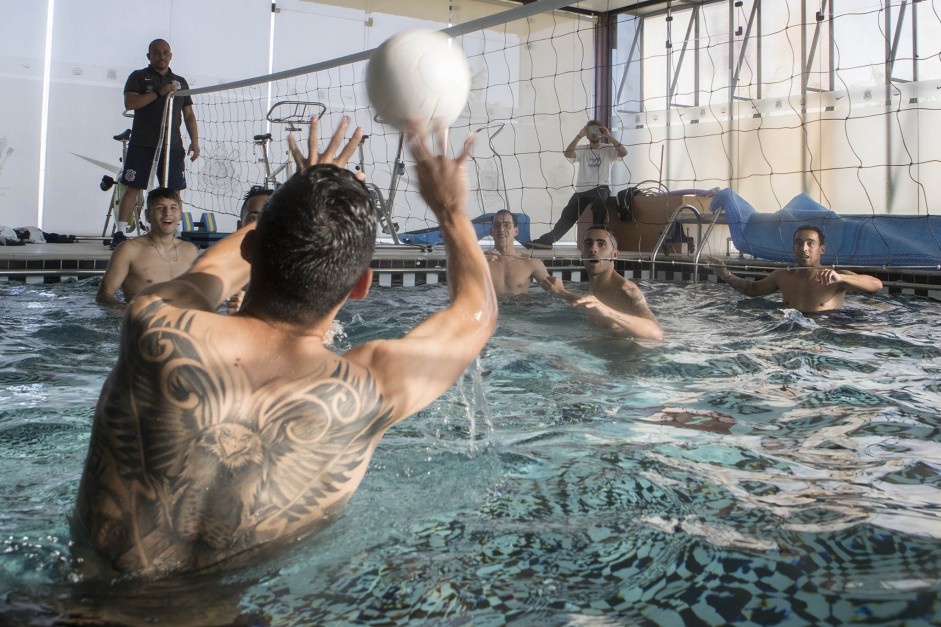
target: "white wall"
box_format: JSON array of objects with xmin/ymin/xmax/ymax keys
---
[
  {"xmin": 4, "ymin": 0, "xmax": 936, "ymax": 239},
  {"xmin": 0, "ymin": 0, "xmax": 47, "ymax": 230},
  {"xmin": 0, "ymin": 0, "xmax": 272, "ymax": 234}
]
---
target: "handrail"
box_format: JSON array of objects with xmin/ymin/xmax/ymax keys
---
[
  {"xmin": 650, "ymin": 203, "xmax": 703, "ymax": 281},
  {"xmin": 692, "ymin": 206, "xmax": 727, "ymax": 272},
  {"xmin": 650, "ymin": 203, "xmax": 728, "ymax": 282}
]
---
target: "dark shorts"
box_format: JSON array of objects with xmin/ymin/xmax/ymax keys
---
[{"xmin": 120, "ymin": 145, "xmax": 187, "ymax": 191}]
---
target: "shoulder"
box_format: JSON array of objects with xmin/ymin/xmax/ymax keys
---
[
  {"xmin": 179, "ymin": 239, "xmax": 200, "ymax": 259},
  {"xmin": 529, "ymin": 256, "xmax": 548, "ymax": 269},
  {"xmin": 123, "ymin": 69, "xmax": 146, "ymax": 87},
  {"xmin": 113, "ymin": 237, "xmax": 148, "ymax": 260},
  {"xmin": 619, "ymin": 278, "xmax": 645, "ymax": 297}
]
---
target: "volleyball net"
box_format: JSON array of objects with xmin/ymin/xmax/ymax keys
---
[{"xmin": 179, "ymin": 0, "xmax": 941, "ymax": 268}]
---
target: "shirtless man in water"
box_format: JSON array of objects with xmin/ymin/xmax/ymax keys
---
[
  {"xmin": 708, "ymin": 225, "xmax": 883, "ymax": 313},
  {"xmin": 96, "ymin": 187, "xmax": 199, "ymax": 306},
  {"xmin": 74, "ymin": 117, "xmax": 496, "ymax": 577},
  {"xmin": 486, "ymin": 209, "xmax": 555, "ymax": 297},
  {"xmin": 544, "ymin": 226, "xmax": 663, "ymax": 341}
]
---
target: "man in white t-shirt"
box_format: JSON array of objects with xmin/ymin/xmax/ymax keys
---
[{"xmin": 527, "ymin": 120, "xmax": 627, "ymax": 249}]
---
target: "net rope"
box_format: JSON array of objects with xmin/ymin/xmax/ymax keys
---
[{"xmin": 173, "ymin": 0, "xmax": 941, "ymax": 270}]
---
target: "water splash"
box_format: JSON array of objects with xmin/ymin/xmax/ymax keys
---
[{"xmin": 457, "ymin": 356, "xmax": 494, "ymax": 454}]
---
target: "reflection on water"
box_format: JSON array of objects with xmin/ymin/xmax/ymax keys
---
[{"xmin": 0, "ymin": 279, "xmax": 939, "ymax": 625}]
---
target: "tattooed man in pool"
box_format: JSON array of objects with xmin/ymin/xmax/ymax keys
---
[{"xmin": 75, "ymin": 117, "xmax": 497, "ymax": 577}]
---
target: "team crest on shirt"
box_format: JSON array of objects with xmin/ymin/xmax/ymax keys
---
[{"xmin": 125, "ymin": 169, "xmax": 137, "ymax": 183}]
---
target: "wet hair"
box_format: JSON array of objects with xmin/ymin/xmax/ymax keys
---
[
  {"xmin": 146, "ymin": 187, "xmax": 180, "ymax": 209},
  {"xmin": 584, "ymin": 225, "xmax": 618, "ymax": 250},
  {"xmin": 250, "ymin": 164, "xmax": 377, "ymax": 323},
  {"xmin": 794, "ymin": 225, "xmax": 825, "ymax": 245},
  {"xmin": 240, "ymin": 185, "xmax": 274, "ymax": 224},
  {"xmin": 493, "ymin": 209, "xmax": 517, "ymax": 227}
]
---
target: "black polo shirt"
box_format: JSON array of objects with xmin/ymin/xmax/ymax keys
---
[{"xmin": 123, "ymin": 65, "xmax": 194, "ymax": 150}]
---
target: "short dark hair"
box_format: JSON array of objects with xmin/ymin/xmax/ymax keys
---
[
  {"xmin": 148, "ymin": 39, "xmax": 170, "ymax": 53},
  {"xmin": 584, "ymin": 225, "xmax": 618, "ymax": 250},
  {"xmin": 146, "ymin": 187, "xmax": 180, "ymax": 209},
  {"xmin": 794, "ymin": 225, "xmax": 825, "ymax": 245},
  {"xmin": 241, "ymin": 185, "xmax": 274, "ymax": 223},
  {"xmin": 493, "ymin": 209, "xmax": 517, "ymax": 226},
  {"xmin": 249, "ymin": 165, "xmax": 377, "ymax": 323}
]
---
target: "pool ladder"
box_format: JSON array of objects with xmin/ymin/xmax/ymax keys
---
[{"xmin": 650, "ymin": 204, "xmax": 727, "ymax": 282}]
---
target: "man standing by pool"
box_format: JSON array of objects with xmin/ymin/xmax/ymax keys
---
[
  {"xmin": 75, "ymin": 117, "xmax": 497, "ymax": 577},
  {"xmin": 486, "ymin": 209, "xmax": 557, "ymax": 297},
  {"xmin": 96, "ymin": 187, "xmax": 198, "ymax": 306},
  {"xmin": 110, "ymin": 38, "xmax": 199, "ymax": 249},
  {"xmin": 707, "ymin": 225, "xmax": 883, "ymax": 313},
  {"xmin": 544, "ymin": 226, "xmax": 663, "ymax": 340}
]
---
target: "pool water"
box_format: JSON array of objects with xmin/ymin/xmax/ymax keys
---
[{"xmin": 1, "ymin": 279, "xmax": 939, "ymax": 625}]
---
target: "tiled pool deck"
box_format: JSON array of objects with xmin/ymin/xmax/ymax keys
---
[{"xmin": 1, "ymin": 238, "xmax": 940, "ymax": 300}]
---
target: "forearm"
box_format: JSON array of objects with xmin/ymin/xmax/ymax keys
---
[
  {"xmin": 602, "ymin": 309, "xmax": 663, "ymax": 341},
  {"xmin": 179, "ymin": 224, "xmax": 254, "ymax": 309},
  {"xmin": 125, "ymin": 92, "xmax": 160, "ymax": 111},
  {"xmin": 563, "ymin": 135, "xmax": 582, "ymax": 159},
  {"xmin": 439, "ymin": 212, "xmax": 497, "ymax": 333},
  {"xmin": 611, "ymin": 140, "xmax": 628, "ymax": 158},
  {"xmin": 719, "ymin": 270, "xmax": 748, "ymax": 294},
  {"xmin": 96, "ymin": 286, "xmax": 124, "ymax": 307},
  {"xmin": 842, "ymin": 273, "xmax": 883, "ymax": 293},
  {"xmin": 552, "ymin": 285, "xmax": 581, "ymax": 304},
  {"xmin": 184, "ymin": 109, "xmax": 199, "ymax": 143}
]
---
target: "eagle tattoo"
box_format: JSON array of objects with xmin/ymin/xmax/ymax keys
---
[{"xmin": 79, "ymin": 302, "xmax": 394, "ymax": 575}]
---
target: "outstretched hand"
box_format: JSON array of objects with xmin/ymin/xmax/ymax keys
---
[
  {"xmin": 705, "ymin": 255, "xmax": 731, "ymax": 278},
  {"xmin": 405, "ymin": 120, "xmax": 475, "ymax": 219},
  {"xmin": 288, "ymin": 115, "xmax": 364, "ymax": 174}
]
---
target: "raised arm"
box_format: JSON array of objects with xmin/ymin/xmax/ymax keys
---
[
  {"xmin": 345, "ymin": 123, "xmax": 497, "ymax": 420},
  {"xmin": 707, "ymin": 256, "xmax": 780, "ymax": 297},
  {"xmin": 131, "ymin": 117, "xmax": 363, "ymax": 317},
  {"xmin": 563, "ymin": 127, "xmax": 587, "ymax": 160},
  {"xmin": 128, "ymin": 222, "xmax": 254, "ymax": 317},
  {"xmin": 600, "ymin": 126, "xmax": 628, "ymax": 158}
]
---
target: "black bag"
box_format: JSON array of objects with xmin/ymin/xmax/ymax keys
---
[{"xmin": 616, "ymin": 187, "xmax": 641, "ymax": 222}]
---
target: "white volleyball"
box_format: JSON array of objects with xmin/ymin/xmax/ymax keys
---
[{"xmin": 366, "ymin": 29, "xmax": 470, "ymax": 132}]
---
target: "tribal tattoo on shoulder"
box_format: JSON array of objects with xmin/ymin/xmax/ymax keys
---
[{"xmin": 86, "ymin": 301, "xmax": 395, "ymax": 573}]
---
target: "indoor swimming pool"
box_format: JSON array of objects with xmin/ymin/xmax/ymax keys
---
[{"xmin": 0, "ymin": 278, "xmax": 939, "ymax": 625}]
